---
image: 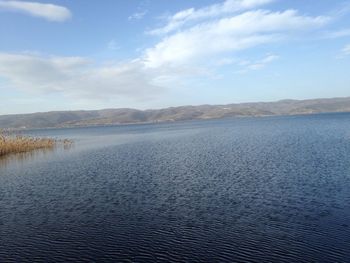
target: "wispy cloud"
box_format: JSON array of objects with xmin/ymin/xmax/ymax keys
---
[
  {"xmin": 323, "ymin": 28, "xmax": 350, "ymax": 39},
  {"xmin": 0, "ymin": 0, "xmax": 341, "ymax": 106},
  {"xmin": 144, "ymin": 9, "xmax": 329, "ymax": 68},
  {"xmin": 0, "ymin": 0, "xmax": 71, "ymax": 22},
  {"xmin": 342, "ymin": 44, "xmax": 350, "ymax": 56},
  {"xmin": 148, "ymin": 0, "xmax": 275, "ymax": 35},
  {"xmin": 215, "ymin": 57, "xmax": 235, "ymax": 66},
  {"xmin": 330, "ymin": 1, "xmax": 350, "ymax": 18},
  {"xmin": 107, "ymin": 40, "xmax": 120, "ymax": 50},
  {"xmin": 128, "ymin": 10, "xmax": 147, "ymax": 21},
  {"xmin": 237, "ymin": 54, "xmax": 279, "ymax": 73}
]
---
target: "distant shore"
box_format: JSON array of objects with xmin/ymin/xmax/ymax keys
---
[{"xmin": 1, "ymin": 96, "xmax": 350, "ymax": 130}]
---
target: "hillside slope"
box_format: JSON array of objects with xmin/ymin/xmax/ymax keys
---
[{"xmin": 1, "ymin": 97, "xmax": 350, "ymax": 129}]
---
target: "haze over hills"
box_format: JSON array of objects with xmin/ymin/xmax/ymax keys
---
[{"xmin": 1, "ymin": 97, "xmax": 350, "ymax": 129}]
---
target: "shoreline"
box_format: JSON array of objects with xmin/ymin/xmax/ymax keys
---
[{"xmin": 5, "ymin": 110, "xmax": 350, "ymax": 132}]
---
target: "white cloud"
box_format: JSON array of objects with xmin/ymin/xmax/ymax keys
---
[
  {"xmin": 0, "ymin": 53, "xmax": 163, "ymax": 100},
  {"xmin": 0, "ymin": 0, "xmax": 71, "ymax": 22},
  {"xmin": 251, "ymin": 54, "xmax": 279, "ymax": 68},
  {"xmin": 216, "ymin": 57, "xmax": 235, "ymax": 66},
  {"xmin": 342, "ymin": 44, "xmax": 350, "ymax": 56},
  {"xmin": 0, "ymin": 1, "xmax": 338, "ymax": 108},
  {"xmin": 242, "ymin": 54, "xmax": 279, "ymax": 71},
  {"xmin": 144, "ymin": 9, "xmax": 329, "ymax": 68},
  {"xmin": 330, "ymin": 1, "xmax": 350, "ymax": 18},
  {"xmin": 325, "ymin": 28, "xmax": 350, "ymax": 39},
  {"xmin": 107, "ymin": 40, "xmax": 120, "ymax": 50},
  {"xmin": 0, "ymin": 51, "xmax": 210, "ymax": 104},
  {"xmin": 148, "ymin": 0, "xmax": 275, "ymax": 35},
  {"xmin": 128, "ymin": 10, "xmax": 147, "ymax": 21}
]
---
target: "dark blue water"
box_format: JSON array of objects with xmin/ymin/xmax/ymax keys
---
[{"xmin": 1, "ymin": 113, "xmax": 350, "ymax": 262}]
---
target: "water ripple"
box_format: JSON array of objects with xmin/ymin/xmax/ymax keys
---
[{"xmin": 1, "ymin": 114, "xmax": 350, "ymax": 262}]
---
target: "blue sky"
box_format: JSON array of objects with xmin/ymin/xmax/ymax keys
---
[{"xmin": 0, "ymin": 0, "xmax": 350, "ymax": 114}]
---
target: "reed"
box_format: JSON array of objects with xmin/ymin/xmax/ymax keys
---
[{"xmin": 0, "ymin": 131, "xmax": 72, "ymax": 157}]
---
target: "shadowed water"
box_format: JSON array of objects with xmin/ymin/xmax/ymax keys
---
[{"xmin": 1, "ymin": 113, "xmax": 350, "ymax": 262}]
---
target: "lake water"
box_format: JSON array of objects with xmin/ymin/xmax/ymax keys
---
[{"xmin": 1, "ymin": 113, "xmax": 350, "ymax": 262}]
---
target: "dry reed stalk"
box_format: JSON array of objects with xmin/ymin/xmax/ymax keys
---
[{"xmin": 0, "ymin": 131, "xmax": 72, "ymax": 157}]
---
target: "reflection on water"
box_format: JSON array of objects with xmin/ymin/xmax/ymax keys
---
[{"xmin": 0, "ymin": 142, "xmax": 74, "ymax": 167}]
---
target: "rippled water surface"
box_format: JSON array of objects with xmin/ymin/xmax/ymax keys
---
[{"xmin": 1, "ymin": 113, "xmax": 350, "ymax": 262}]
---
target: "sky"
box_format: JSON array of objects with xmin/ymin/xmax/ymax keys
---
[{"xmin": 0, "ymin": 0, "xmax": 350, "ymax": 114}]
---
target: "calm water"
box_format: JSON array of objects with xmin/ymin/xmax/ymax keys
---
[{"xmin": 1, "ymin": 113, "xmax": 350, "ymax": 262}]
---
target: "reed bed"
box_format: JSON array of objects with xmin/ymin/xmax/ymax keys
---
[{"xmin": 0, "ymin": 131, "xmax": 72, "ymax": 157}]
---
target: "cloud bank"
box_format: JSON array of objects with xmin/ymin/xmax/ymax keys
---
[
  {"xmin": 0, "ymin": 53, "xmax": 161, "ymax": 100},
  {"xmin": 0, "ymin": 0, "xmax": 338, "ymax": 103}
]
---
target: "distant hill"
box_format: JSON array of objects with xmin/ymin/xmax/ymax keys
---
[{"xmin": 1, "ymin": 97, "xmax": 350, "ymax": 129}]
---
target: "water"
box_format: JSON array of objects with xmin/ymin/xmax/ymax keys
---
[{"xmin": 1, "ymin": 113, "xmax": 350, "ymax": 262}]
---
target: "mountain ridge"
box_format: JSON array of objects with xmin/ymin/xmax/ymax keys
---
[{"xmin": 2, "ymin": 97, "xmax": 350, "ymax": 129}]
